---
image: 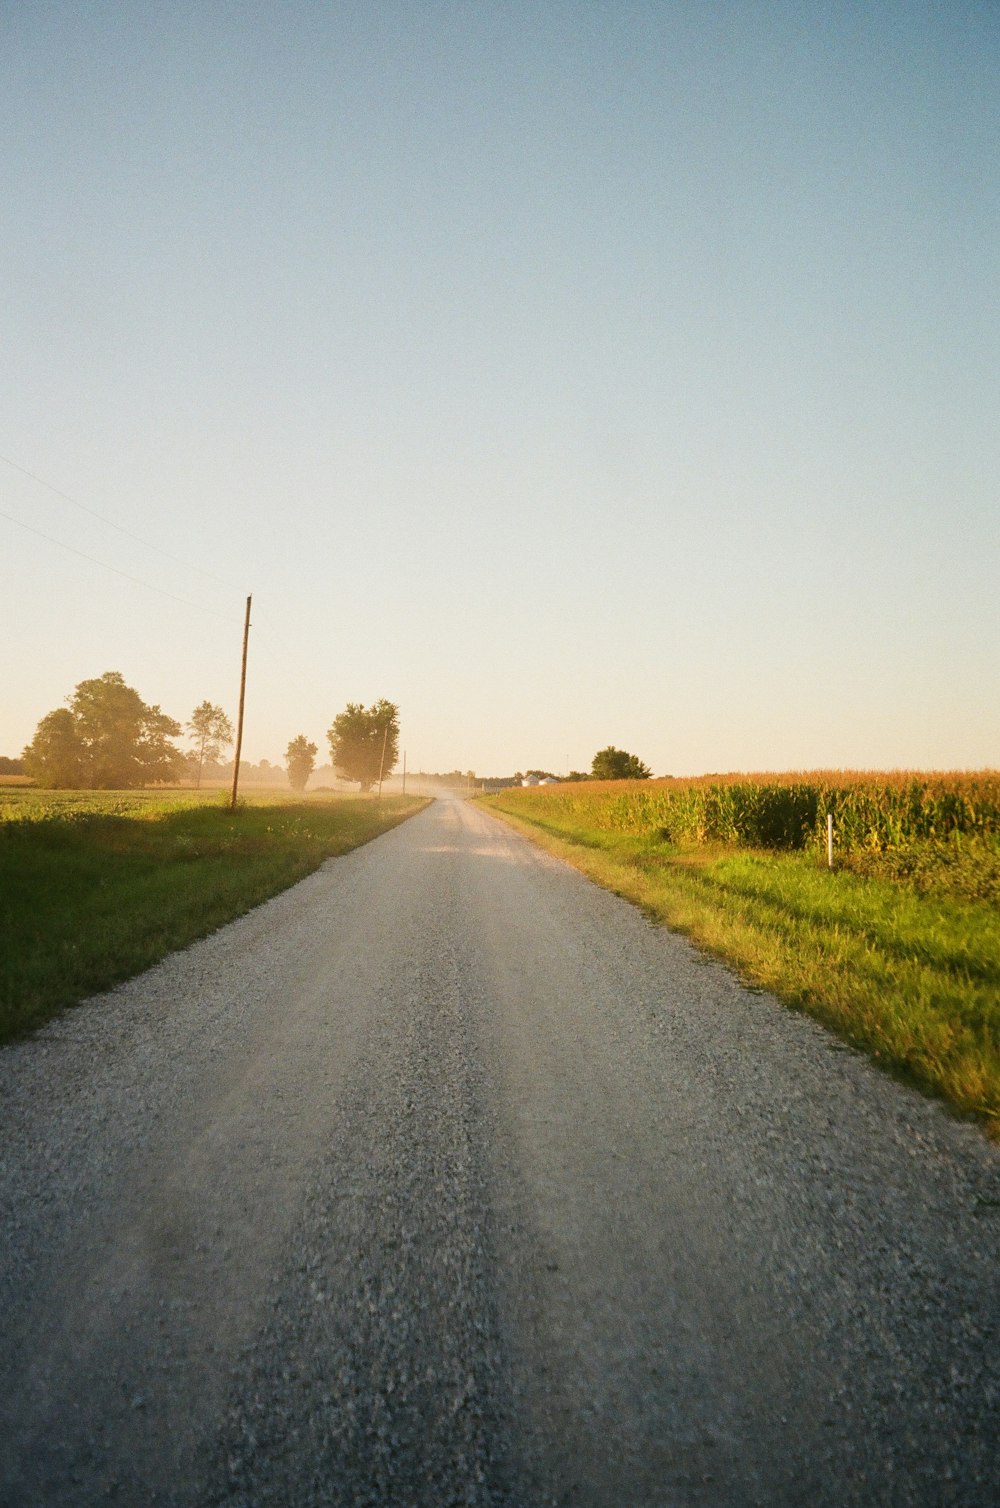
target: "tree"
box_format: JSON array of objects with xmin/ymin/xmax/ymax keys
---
[
  {"xmin": 285, "ymin": 735, "xmax": 318, "ymax": 793},
  {"xmin": 591, "ymin": 745, "xmax": 652, "ymax": 781},
  {"xmin": 72, "ymin": 672, "xmax": 184, "ymax": 787},
  {"xmin": 187, "ymin": 701, "xmax": 234, "ymax": 787},
  {"xmin": 22, "ymin": 708, "xmax": 84, "ymax": 787},
  {"xmin": 22, "ymin": 672, "xmax": 184, "ymax": 788},
  {"xmin": 327, "ymin": 700, "xmax": 400, "ymax": 792}
]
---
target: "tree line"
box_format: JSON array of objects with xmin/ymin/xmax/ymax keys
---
[
  {"xmin": 511, "ymin": 749, "xmax": 652, "ymax": 783},
  {"xmin": 19, "ymin": 671, "xmax": 400, "ymax": 793},
  {"xmin": 17, "ymin": 671, "xmax": 649, "ymax": 791}
]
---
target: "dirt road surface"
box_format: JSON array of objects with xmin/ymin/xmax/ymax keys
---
[{"xmin": 1, "ymin": 795, "xmax": 997, "ymax": 1505}]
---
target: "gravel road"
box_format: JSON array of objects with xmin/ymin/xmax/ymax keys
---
[{"xmin": 1, "ymin": 794, "xmax": 997, "ymax": 1506}]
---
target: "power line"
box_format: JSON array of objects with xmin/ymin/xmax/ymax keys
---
[
  {"xmin": 2, "ymin": 491, "xmax": 340, "ymax": 719},
  {"xmin": 0, "ymin": 506, "xmax": 240, "ymax": 622},
  {"xmin": 0, "ymin": 449, "xmax": 237, "ymax": 589}
]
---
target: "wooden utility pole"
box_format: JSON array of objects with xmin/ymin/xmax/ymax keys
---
[
  {"xmin": 230, "ymin": 594, "xmax": 252, "ymax": 811},
  {"xmin": 376, "ymin": 720, "xmax": 390, "ymax": 800}
]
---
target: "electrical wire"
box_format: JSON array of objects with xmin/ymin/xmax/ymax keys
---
[
  {"xmin": 0, "ymin": 452, "xmax": 351, "ymax": 742},
  {"xmin": 0, "ymin": 506, "xmax": 240, "ymax": 622},
  {"xmin": 0, "ymin": 449, "xmax": 237, "ymax": 589}
]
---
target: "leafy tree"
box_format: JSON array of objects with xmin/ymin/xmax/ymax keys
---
[
  {"xmin": 187, "ymin": 701, "xmax": 234, "ymax": 787},
  {"xmin": 591, "ymin": 745, "xmax": 652, "ymax": 781},
  {"xmin": 22, "ymin": 672, "xmax": 184, "ymax": 788},
  {"xmin": 22, "ymin": 709, "xmax": 84, "ymax": 787},
  {"xmin": 72, "ymin": 673, "xmax": 183, "ymax": 787},
  {"xmin": 285, "ymin": 735, "xmax": 318, "ymax": 793},
  {"xmin": 327, "ymin": 700, "xmax": 400, "ymax": 792}
]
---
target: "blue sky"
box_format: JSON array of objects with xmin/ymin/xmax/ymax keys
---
[{"xmin": 3, "ymin": 1, "xmax": 997, "ymax": 776}]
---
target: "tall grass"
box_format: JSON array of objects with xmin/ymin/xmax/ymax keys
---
[{"xmin": 540, "ymin": 770, "xmax": 1000, "ymax": 854}]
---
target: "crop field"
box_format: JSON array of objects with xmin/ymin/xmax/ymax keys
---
[
  {"xmin": 0, "ymin": 787, "xmax": 224, "ymax": 821},
  {"xmin": 480, "ymin": 773, "xmax": 1000, "ymax": 1135},
  {"xmin": 0, "ymin": 788, "xmax": 428, "ymax": 1043},
  {"xmin": 524, "ymin": 768, "xmax": 1000, "ymax": 855}
]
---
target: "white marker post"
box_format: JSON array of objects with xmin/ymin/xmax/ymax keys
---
[{"xmin": 827, "ymin": 812, "xmax": 834, "ymax": 869}]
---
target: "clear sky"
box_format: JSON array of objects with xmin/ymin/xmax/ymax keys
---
[{"xmin": 3, "ymin": 1, "xmax": 997, "ymax": 777}]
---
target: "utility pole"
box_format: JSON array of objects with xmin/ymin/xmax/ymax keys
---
[
  {"xmin": 376, "ymin": 720, "xmax": 390, "ymax": 800},
  {"xmin": 230, "ymin": 594, "xmax": 252, "ymax": 812}
]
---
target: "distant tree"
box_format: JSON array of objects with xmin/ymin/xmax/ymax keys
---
[
  {"xmin": 187, "ymin": 701, "xmax": 234, "ymax": 787},
  {"xmin": 0, "ymin": 755, "xmax": 24, "ymax": 775},
  {"xmin": 22, "ymin": 709, "xmax": 84, "ymax": 787},
  {"xmin": 566, "ymin": 770, "xmax": 591, "ymax": 783},
  {"xmin": 590, "ymin": 746, "xmax": 652, "ymax": 781},
  {"xmin": 327, "ymin": 700, "xmax": 400, "ymax": 792},
  {"xmin": 285, "ymin": 735, "xmax": 318, "ymax": 793},
  {"xmin": 23, "ymin": 672, "xmax": 184, "ymax": 788}
]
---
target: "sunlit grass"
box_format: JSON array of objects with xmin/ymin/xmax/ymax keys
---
[
  {"xmin": 0, "ymin": 790, "xmax": 429, "ymax": 1042},
  {"xmin": 480, "ymin": 792, "xmax": 1000, "ymax": 1135}
]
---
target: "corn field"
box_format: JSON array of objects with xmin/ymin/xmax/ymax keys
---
[{"xmin": 506, "ymin": 771, "xmax": 1000, "ymax": 854}]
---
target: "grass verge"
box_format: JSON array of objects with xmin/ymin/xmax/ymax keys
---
[
  {"xmin": 0, "ymin": 791, "xmax": 429, "ymax": 1044},
  {"xmin": 479, "ymin": 794, "xmax": 1000, "ymax": 1137}
]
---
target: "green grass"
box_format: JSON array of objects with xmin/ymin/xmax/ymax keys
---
[
  {"xmin": 479, "ymin": 790, "xmax": 1000, "ymax": 1136},
  {"xmin": 0, "ymin": 789, "xmax": 429, "ymax": 1043}
]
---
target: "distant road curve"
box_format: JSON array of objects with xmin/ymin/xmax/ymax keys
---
[{"xmin": 1, "ymin": 794, "xmax": 997, "ymax": 1505}]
